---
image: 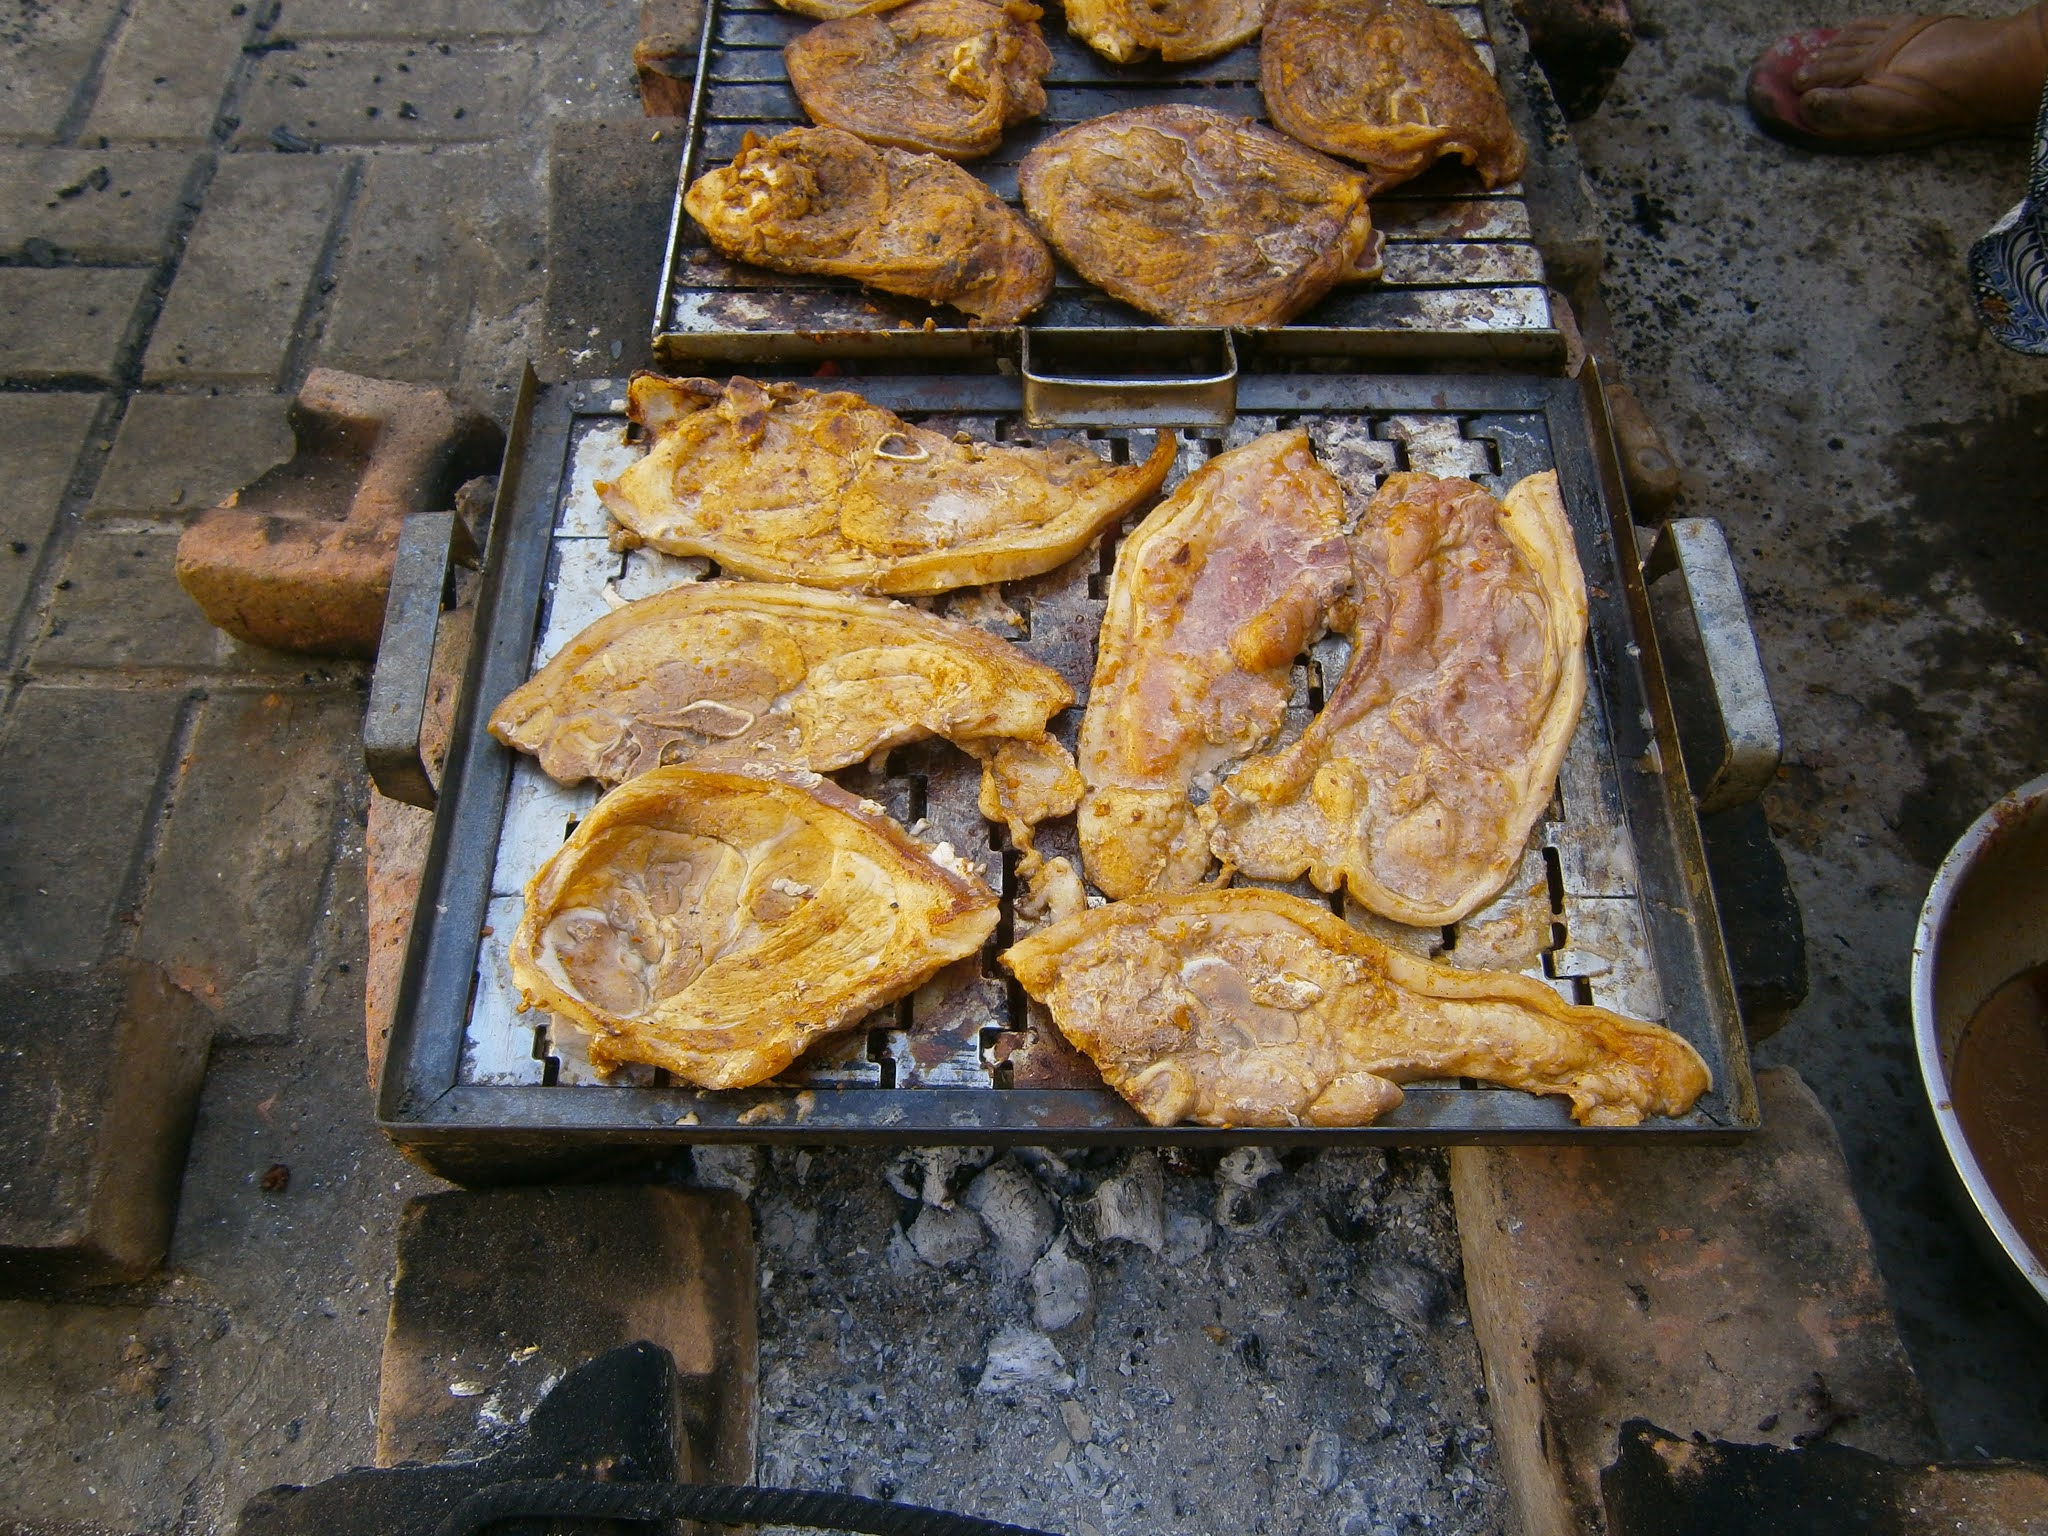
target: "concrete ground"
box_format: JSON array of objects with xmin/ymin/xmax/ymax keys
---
[
  {"xmin": 0, "ymin": 0, "xmax": 2043, "ymax": 1531},
  {"xmin": 1579, "ymin": 0, "xmax": 2048, "ymax": 1459}
]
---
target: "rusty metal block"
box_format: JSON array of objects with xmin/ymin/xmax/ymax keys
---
[{"xmin": 174, "ymin": 369, "xmax": 501, "ymax": 657}]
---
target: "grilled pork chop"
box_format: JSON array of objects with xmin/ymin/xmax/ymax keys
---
[
  {"xmin": 1061, "ymin": 0, "xmax": 1263, "ymax": 62},
  {"xmin": 599, "ymin": 373, "xmax": 1176, "ymax": 593},
  {"xmin": 1261, "ymin": 0, "xmax": 1527, "ymax": 193},
  {"xmin": 1018, "ymin": 105, "xmax": 1383, "ymax": 325},
  {"xmin": 787, "ymin": 0, "xmax": 1053, "ymax": 160},
  {"xmin": 685, "ymin": 126, "xmax": 1053, "ymax": 324},
  {"xmin": 489, "ymin": 581, "xmax": 1077, "ymax": 794},
  {"xmin": 774, "ymin": 0, "xmax": 910, "ymax": 16},
  {"xmin": 512, "ymin": 765, "xmax": 998, "ymax": 1087},
  {"xmin": 1077, "ymin": 429, "xmax": 1352, "ymax": 899},
  {"xmin": 1003, "ymin": 888, "xmax": 1711, "ymax": 1127},
  {"xmin": 1210, "ymin": 471, "xmax": 1585, "ymax": 926}
]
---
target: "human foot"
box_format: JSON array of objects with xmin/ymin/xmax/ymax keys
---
[{"xmin": 1748, "ymin": 9, "xmax": 2048, "ymax": 151}]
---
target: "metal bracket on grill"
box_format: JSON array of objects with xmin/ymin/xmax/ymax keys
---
[
  {"xmin": 365, "ymin": 509, "xmax": 479, "ymax": 810},
  {"xmin": 1646, "ymin": 517, "xmax": 1781, "ymax": 814},
  {"xmin": 1020, "ymin": 328, "xmax": 1238, "ymax": 428}
]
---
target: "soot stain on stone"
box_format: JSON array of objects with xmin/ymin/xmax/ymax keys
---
[
  {"xmin": 1630, "ymin": 190, "xmax": 1676, "ymax": 240},
  {"xmin": 1846, "ymin": 395, "xmax": 2048, "ymax": 632}
]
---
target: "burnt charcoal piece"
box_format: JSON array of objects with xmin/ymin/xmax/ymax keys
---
[
  {"xmin": 787, "ymin": 0, "xmax": 1053, "ymax": 161},
  {"xmin": 1018, "ymin": 105, "xmax": 1383, "ymax": 326}
]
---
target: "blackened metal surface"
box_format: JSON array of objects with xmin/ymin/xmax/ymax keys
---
[
  {"xmin": 653, "ymin": 0, "xmax": 1561, "ymax": 366},
  {"xmin": 379, "ymin": 374, "xmax": 1755, "ymax": 1172}
]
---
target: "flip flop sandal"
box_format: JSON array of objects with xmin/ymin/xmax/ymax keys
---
[
  {"xmin": 1970, "ymin": 84, "xmax": 2048, "ymax": 351},
  {"xmin": 1746, "ymin": 14, "xmax": 2014, "ymax": 152}
]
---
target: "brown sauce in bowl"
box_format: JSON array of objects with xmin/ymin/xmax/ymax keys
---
[{"xmin": 1950, "ymin": 962, "xmax": 2048, "ymax": 1265}]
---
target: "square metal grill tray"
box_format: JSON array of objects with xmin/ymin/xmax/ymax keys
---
[
  {"xmin": 653, "ymin": 0, "xmax": 1563, "ymax": 368},
  {"xmin": 377, "ymin": 370, "xmax": 1758, "ymax": 1172}
]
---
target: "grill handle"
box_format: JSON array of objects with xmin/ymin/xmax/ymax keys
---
[
  {"xmin": 1645, "ymin": 517, "xmax": 1781, "ymax": 814},
  {"xmin": 1020, "ymin": 327, "xmax": 1237, "ymax": 428},
  {"xmin": 365, "ymin": 509, "xmax": 478, "ymax": 810}
]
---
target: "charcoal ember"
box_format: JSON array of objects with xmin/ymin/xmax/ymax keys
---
[
  {"xmin": 884, "ymin": 1145, "xmax": 995, "ymax": 1206},
  {"xmin": 964, "ymin": 1161, "xmax": 1056, "ymax": 1277},
  {"xmin": 1360, "ymin": 1256, "xmax": 1449, "ymax": 1331},
  {"xmin": 976, "ymin": 1327, "xmax": 1074, "ymax": 1397},
  {"xmin": 1077, "ymin": 1152, "xmax": 1165, "ymax": 1254},
  {"xmin": 1029, "ymin": 1235, "xmax": 1092, "ymax": 1331},
  {"xmin": 690, "ymin": 1145, "xmax": 763, "ymax": 1201},
  {"xmin": 908, "ymin": 1204, "xmax": 986, "ymax": 1268}
]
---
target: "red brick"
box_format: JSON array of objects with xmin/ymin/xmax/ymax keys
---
[
  {"xmin": 1451, "ymin": 1067, "xmax": 1939, "ymax": 1536},
  {"xmin": 174, "ymin": 369, "xmax": 500, "ymax": 656}
]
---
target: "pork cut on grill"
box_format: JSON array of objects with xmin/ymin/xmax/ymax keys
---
[
  {"xmin": 685, "ymin": 125, "xmax": 1053, "ymax": 324},
  {"xmin": 1018, "ymin": 105, "xmax": 1383, "ymax": 326},
  {"xmin": 1261, "ymin": 0, "xmax": 1527, "ymax": 193},
  {"xmin": 786, "ymin": 0, "xmax": 1053, "ymax": 160},
  {"xmin": 1060, "ymin": 0, "xmax": 1265, "ymax": 62}
]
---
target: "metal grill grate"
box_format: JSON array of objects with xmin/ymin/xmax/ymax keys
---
[
  {"xmin": 655, "ymin": 0, "xmax": 1558, "ymax": 362},
  {"xmin": 457, "ymin": 387, "xmax": 1689, "ymax": 1130}
]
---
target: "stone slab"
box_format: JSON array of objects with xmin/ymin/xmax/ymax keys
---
[
  {"xmin": 1602, "ymin": 1422, "xmax": 2048, "ymax": 1536},
  {"xmin": 135, "ymin": 689, "xmax": 360, "ymax": 1045},
  {"xmin": 0, "ymin": 269, "xmax": 150, "ymax": 383},
  {"xmin": 0, "ymin": 393, "xmax": 102, "ymax": 641},
  {"xmin": 377, "ymin": 1185, "xmax": 757, "ymax": 1481},
  {"xmin": 1451, "ymin": 1066, "xmax": 1941, "ymax": 1536},
  {"xmin": 144, "ymin": 154, "xmax": 350, "ymax": 386},
  {"xmin": 0, "ymin": 962, "xmax": 214, "ymax": 1289},
  {"xmin": 276, "ymin": 0, "xmax": 550, "ymax": 39},
  {"xmin": 0, "ymin": 0, "xmax": 124, "ymax": 142},
  {"xmin": 89, "ymin": 394, "xmax": 296, "ymax": 518},
  {"xmin": 0, "ymin": 1300, "xmax": 218, "ymax": 1532},
  {"xmin": 0, "ymin": 687, "xmax": 186, "ymax": 977},
  {"xmin": 0, "ymin": 150, "xmax": 200, "ymax": 263},
  {"xmin": 234, "ymin": 42, "xmax": 536, "ymax": 149},
  {"xmin": 37, "ymin": 529, "xmax": 230, "ymax": 670},
  {"xmin": 316, "ymin": 148, "xmax": 542, "ymax": 385},
  {"xmin": 540, "ymin": 117, "xmax": 680, "ymax": 382},
  {"xmin": 82, "ymin": 0, "xmax": 260, "ymax": 144}
]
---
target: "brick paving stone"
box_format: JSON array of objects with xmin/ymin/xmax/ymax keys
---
[
  {"xmin": 89, "ymin": 394, "xmax": 295, "ymax": 518},
  {"xmin": 0, "ymin": 1299, "xmax": 218, "ymax": 1530},
  {"xmin": 0, "ymin": 149, "xmax": 200, "ymax": 264},
  {"xmin": 540, "ymin": 118, "xmax": 677, "ymax": 381},
  {"xmin": 0, "ymin": 962, "xmax": 214, "ymax": 1290},
  {"xmin": 0, "ymin": 686, "xmax": 186, "ymax": 976},
  {"xmin": 135, "ymin": 689, "xmax": 360, "ymax": 1044},
  {"xmin": 317, "ymin": 148, "xmax": 541, "ymax": 384},
  {"xmin": 0, "ymin": 393, "xmax": 102, "ymax": 642},
  {"xmin": 377, "ymin": 1186, "xmax": 757, "ymax": 1474},
  {"xmin": 81, "ymin": 0, "xmax": 262, "ymax": 145},
  {"xmin": 234, "ymin": 41, "xmax": 536, "ymax": 149},
  {"xmin": 143, "ymin": 155, "xmax": 350, "ymax": 386},
  {"xmin": 0, "ymin": 269, "xmax": 151, "ymax": 383},
  {"xmin": 276, "ymin": 0, "xmax": 550, "ymax": 40},
  {"xmin": 36, "ymin": 529, "xmax": 230, "ymax": 669},
  {"xmin": 1451, "ymin": 1066, "xmax": 1942, "ymax": 1536},
  {"xmin": 0, "ymin": 0, "xmax": 125, "ymax": 143}
]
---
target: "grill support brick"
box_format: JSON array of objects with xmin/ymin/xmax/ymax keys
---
[{"xmin": 174, "ymin": 369, "xmax": 501, "ymax": 657}]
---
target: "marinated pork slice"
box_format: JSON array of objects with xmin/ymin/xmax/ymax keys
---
[
  {"xmin": 1077, "ymin": 429, "xmax": 1352, "ymax": 899},
  {"xmin": 1261, "ymin": 0, "xmax": 1527, "ymax": 193},
  {"xmin": 599, "ymin": 373, "xmax": 1176, "ymax": 594},
  {"xmin": 512, "ymin": 765, "xmax": 998, "ymax": 1087},
  {"xmin": 1210, "ymin": 471, "xmax": 1586, "ymax": 926},
  {"xmin": 684, "ymin": 126, "xmax": 1053, "ymax": 324},
  {"xmin": 774, "ymin": 0, "xmax": 911, "ymax": 17},
  {"xmin": 489, "ymin": 580, "xmax": 1076, "ymax": 791},
  {"xmin": 1061, "ymin": 0, "xmax": 1263, "ymax": 63},
  {"xmin": 1018, "ymin": 105, "xmax": 1384, "ymax": 326},
  {"xmin": 1003, "ymin": 888, "xmax": 1711, "ymax": 1127},
  {"xmin": 787, "ymin": 0, "xmax": 1053, "ymax": 161}
]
